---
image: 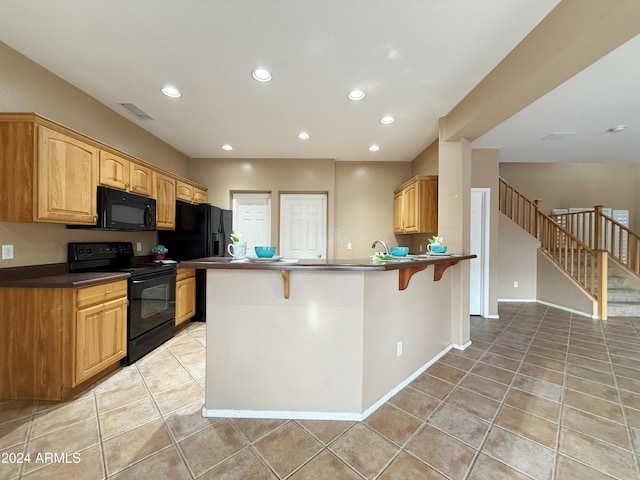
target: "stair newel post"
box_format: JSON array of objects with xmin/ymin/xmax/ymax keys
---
[
  {"xmin": 594, "ymin": 205, "xmax": 603, "ymax": 251},
  {"xmin": 597, "ymin": 249, "xmax": 608, "ymax": 320},
  {"xmin": 534, "ymin": 199, "xmax": 542, "ymax": 240}
]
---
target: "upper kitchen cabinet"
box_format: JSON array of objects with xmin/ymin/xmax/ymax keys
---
[
  {"xmin": 154, "ymin": 171, "xmax": 176, "ymax": 230},
  {"xmin": 393, "ymin": 175, "xmax": 438, "ymax": 234},
  {"xmin": 176, "ymin": 180, "xmax": 207, "ymax": 204},
  {"xmin": 99, "ymin": 150, "xmax": 153, "ymax": 197},
  {"xmin": 0, "ymin": 114, "xmax": 98, "ymax": 224}
]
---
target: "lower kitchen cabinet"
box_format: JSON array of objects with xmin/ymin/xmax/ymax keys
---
[
  {"xmin": 176, "ymin": 268, "xmax": 196, "ymax": 327},
  {"xmin": 0, "ymin": 279, "xmax": 128, "ymax": 401}
]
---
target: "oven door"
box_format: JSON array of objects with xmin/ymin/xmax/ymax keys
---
[{"xmin": 128, "ymin": 270, "xmax": 176, "ymax": 339}]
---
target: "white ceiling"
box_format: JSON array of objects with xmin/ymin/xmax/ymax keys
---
[{"xmin": 4, "ymin": 0, "xmax": 632, "ymax": 164}]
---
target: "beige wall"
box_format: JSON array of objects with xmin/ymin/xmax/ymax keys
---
[
  {"xmin": 0, "ymin": 42, "xmax": 191, "ymax": 267},
  {"xmin": 500, "ymin": 163, "xmax": 640, "ymax": 230},
  {"xmin": 335, "ymin": 162, "xmax": 412, "ymax": 258},
  {"xmin": 537, "ymin": 251, "xmax": 596, "ymax": 317},
  {"xmin": 471, "ymin": 149, "xmax": 500, "ymax": 317},
  {"xmin": 406, "ymin": 141, "xmax": 439, "ymax": 253},
  {"xmin": 190, "ymin": 158, "xmax": 412, "ymax": 259},
  {"xmin": 498, "ymin": 213, "xmax": 539, "ymax": 300}
]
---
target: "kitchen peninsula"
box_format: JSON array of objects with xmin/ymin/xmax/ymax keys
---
[{"xmin": 180, "ymin": 254, "xmax": 474, "ymax": 421}]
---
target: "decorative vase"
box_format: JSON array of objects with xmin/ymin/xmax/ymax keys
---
[{"xmin": 154, "ymin": 253, "xmax": 165, "ymax": 260}]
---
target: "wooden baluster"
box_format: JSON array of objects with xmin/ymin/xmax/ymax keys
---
[
  {"xmin": 597, "ymin": 249, "xmax": 608, "ymax": 320},
  {"xmin": 594, "ymin": 205, "xmax": 603, "ymax": 251}
]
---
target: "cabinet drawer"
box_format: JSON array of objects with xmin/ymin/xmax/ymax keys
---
[
  {"xmin": 76, "ymin": 280, "xmax": 127, "ymax": 309},
  {"xmin": 176, "ymin": 268, "xmax": 196, "ymax": 282}
]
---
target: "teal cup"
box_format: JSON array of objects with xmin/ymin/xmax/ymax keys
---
[
  {"xmin": 255, "ymin": 246, "xmax": 276, "ymax": 258},
  {"xmin": 390, "ymin": 246, "xmax": 409, "ymax": 256}
]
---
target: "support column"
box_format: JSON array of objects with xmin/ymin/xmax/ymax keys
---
[{"xmin": 438, "ymin": 118, "xmax": 472, "ymax": 347}]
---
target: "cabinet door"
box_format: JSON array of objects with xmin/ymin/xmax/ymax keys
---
[
  {"xmin": 99, "ymin": 150, "xmax": 130, "ymax": 191},
  {"xmin": 393, "ymin": 191, "xmax": 404, "ymax": 233},
  {"xmin": 154, "ymin": 172, "xmax": 176, "ymax": 229},
  {"xmin": 175, "ymin": 276, "xmax": 196, "ymax": 327},
  {"xmin": 75, "ymin": 297, "xmax": 127, "ymax": 385},
  {"xmin": 129, "ymin": 162, "xmax": 153, "ymax": 197},
  {"xmin": 176, "ymin": 180, "xmax": 194, "ymax": 203},
  {"xmin": 402, "ymin": 183, "xmax": 419, "ymax": 233},
  {"xmin": 193, "ymin": 187, "xmax": 207, "ymax": 204},
  {"xmin": 36, "ymin": 126, "xmax": 98, "ymax": 224}
]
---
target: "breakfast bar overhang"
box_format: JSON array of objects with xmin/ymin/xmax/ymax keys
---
[{"xmin": 180, "ymin": 255, "xmax": 475, "ymax": 421}]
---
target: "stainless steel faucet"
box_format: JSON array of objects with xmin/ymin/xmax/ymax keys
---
[{"xmin": 371, "ymin": 240, "xmax": 389, "ymax": 254}]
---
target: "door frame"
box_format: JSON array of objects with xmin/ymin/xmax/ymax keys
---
[{"xmin": 470, "ymin": 188, "xmax": 491, "ymax": 318}]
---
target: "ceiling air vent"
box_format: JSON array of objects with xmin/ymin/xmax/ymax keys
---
[
  {"xmin": 541, "ymin": 132, "xmax": 576, "ymax": 141},
  {"xmin": 117, "ymin": 103, "xmax": 153, "ymax": 121}
]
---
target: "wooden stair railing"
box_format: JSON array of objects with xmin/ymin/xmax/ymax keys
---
[
  {"xmin": 553, "ymin": 206, "xmax": 640, "ymax": 279},
  {"xmin": 499, "ymin": 177, "xmax": 607, "ymax": 319}
]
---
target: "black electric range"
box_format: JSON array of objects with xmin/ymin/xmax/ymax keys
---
[{"xmin": 68, "ymin": 242, "xmax": 177, "ymax": 364}]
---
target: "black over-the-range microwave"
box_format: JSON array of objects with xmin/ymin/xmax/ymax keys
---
[{"xmin": 67, "ymin": 186, "xmax": 156, "ymax": 231}]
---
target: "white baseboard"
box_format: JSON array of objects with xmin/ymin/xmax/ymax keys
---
[
  {"xmin": 497, "ymin": 298, "xmax": 537, "ymax": 303},
  {"xmin": 452, "ymin": 340, "xmax": 472, "ymax": 350},
  {"xmin": 202, "ymin": 344, "xmax": 454, "ymax": 422}
]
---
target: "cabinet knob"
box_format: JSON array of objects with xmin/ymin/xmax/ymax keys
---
[{"xmin": 131, "ymin": 185, "xmax": 136, "ymax": 191}]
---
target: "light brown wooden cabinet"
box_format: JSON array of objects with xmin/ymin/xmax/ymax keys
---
[
  {"xmin": 176, "ymin": 180, "xmax": 207, "ymax": 204},
  {"xmin": 393, "ymin": 175, "xmax": 438, "ymax": 234},
  {"xmin": 175, "ymin": 268, "xmax": 196, "ymax": 327},
  {"xmin": 154, "ymin": 171, "xmax": 176, "ymax": 229},
  {"xmin": 0, "ymin": 113, "xmax": 207, "ymax": 225},
  {"xmin": 36, "ymin": 125, "xmax": 100, "ymax": 224},
  {"xmin": 0, "ymin": 279, "xmax": 127, "ymax": 401},
  {"xmin": 99, "ymin": 150, "xmax": 153, "ymax": 197},
  {"xmin": 0, "ymin": 119, "xmax": 100, "ymax": 224}
]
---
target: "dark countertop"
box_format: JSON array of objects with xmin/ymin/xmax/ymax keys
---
[
  {"xmin": 0, "ymin": 272, "xmax": 131, "ymax": 288},
  {"xmin": 179, "ymin": 254, "xmax": 476, "ymax": 272}
]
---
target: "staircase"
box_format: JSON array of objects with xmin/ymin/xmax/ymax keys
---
[
  {"xmin": 607, "ymin": 274, "xmax": 640, "ymax": 317},
  {"xmin": 499, "ymin": 177, "xmax": 640, "ymax": 319}
]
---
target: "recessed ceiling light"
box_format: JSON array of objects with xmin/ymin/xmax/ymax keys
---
[
  {"xmin": 608, "ymin": 125, "xmax": 626, "ymax": 133},
  {"xmin": 297, "ymin": 132, "xmax": 310, "ymax": 140},
  {"xmin": 380, "ymin": 115, "xmax": 395, "ymax": 124},
  {"xmin": 369, "ymin": 145, "xmax": 380, "ymax": 152},
  {"xmin": 348, "ymin": 90, "xmax": 366, "ymax": 101},
  {"xmin": 161, "ymin": 85, "xmax": 181, "ymax": 98},
  {"xmin": 252, "ymin": 69, "xmax": 272, "ymax": 82},
  {"xmin": 221, "ymin": 144, "xmax": 234, "ymax": 151}
]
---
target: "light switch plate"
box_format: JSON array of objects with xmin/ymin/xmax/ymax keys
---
[{"xmin": 2, "ymin": 245, "xmax": 14, "ymax": 260}]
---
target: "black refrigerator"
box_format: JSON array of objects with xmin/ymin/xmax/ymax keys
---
[{"xmin": 158, "ymin": 201, "xmax": 232, "ymax": 321}]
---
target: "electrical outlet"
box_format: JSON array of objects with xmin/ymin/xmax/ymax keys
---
[
  {"xmin": 347, "ymin": 243, "xmax": 352, "ymax": 251},
  {"xmin": 2, "ymin": 244, "xmax": 14, "ymax": 260},
  {"xmin": 136, "ymin": 242, "xmax": 142, "ymax": 252},
  {"xmin": 396, "ymin": 340, "xmax": 403, "ymax": 357},
  {"xmin": 513, "ymin": 281, "xmax": 519, "ymax": 288},
  {"xmin": 419, "ymin": 244, "xmax": 423, "ymax": 252}
]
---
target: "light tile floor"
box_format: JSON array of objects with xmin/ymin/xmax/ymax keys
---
[{"xmin": 2, "ymin": 303, "xmax": 640, "ymax": 479}]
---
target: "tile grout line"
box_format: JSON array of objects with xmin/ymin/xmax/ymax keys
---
[
  {"xmin": 602, "ymin": 317, "xmax": 640, "ymax": 479},
  {"xmin": 463, "ymin": 304, "xmax": 554, "ymax": 480}
]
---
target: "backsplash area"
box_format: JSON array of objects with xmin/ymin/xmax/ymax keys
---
[{"xmin": 0, "ymin": 221, "xmax": 156, "ymax": 268}]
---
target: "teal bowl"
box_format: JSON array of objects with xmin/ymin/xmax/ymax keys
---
[
  {"xmin": 429, "ymin": 245, "xmax": 447, "ymax": 254},
  {"xmin": 255, "ymin": 246, "xmax": 276, "ymax": 258},
  {"xmin": 390, "ymin": 246, "xmax": 409, "ymax": 257}
]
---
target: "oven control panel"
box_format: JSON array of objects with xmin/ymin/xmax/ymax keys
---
[{"xmin": 68, "ymin": 242, "xmax": 134, "ymax": 262}]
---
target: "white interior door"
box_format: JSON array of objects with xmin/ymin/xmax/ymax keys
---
[
  {"xmin": 470, "ymin": 189, "xmax": 489, "ymax": 316},
  {"xmin": 280, "ymin": 194, "xmax": 327, "ymax": 259},
  {"xmin": 232, "ymin": 193, "xmax": 271, "ymax": 254}
]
